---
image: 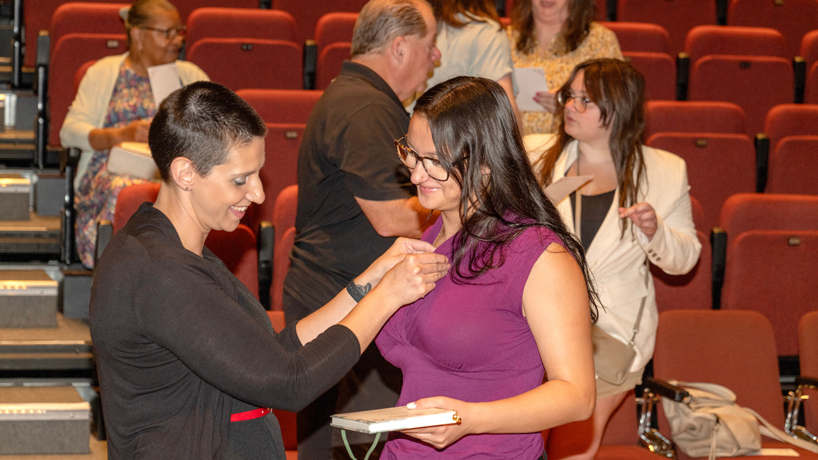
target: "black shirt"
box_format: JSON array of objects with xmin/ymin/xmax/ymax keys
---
[
  {"xmin": 284, "ymin": 61, "xmax": 414, "ymax": 316},
  {"xmin": 90, "ymin": 203, "xmax": 360, "ymax": 459}
]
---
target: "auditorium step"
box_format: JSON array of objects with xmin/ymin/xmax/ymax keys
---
[{"xmin": 0, "ymin": 168, "xmax": 65, "ymax": 262}]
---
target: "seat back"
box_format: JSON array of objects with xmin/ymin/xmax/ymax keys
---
[
  {"xmin": 719, "ymin": 193, "xmax": 818, "ymax": 237},
  {"xmin": 49, "ymin": 33, "xmax": 129, "ymax": 146},
  {"xmin": 647, "ymin": 133, "xmax": 755, "ymax": 231},
  {"xmin": 645, "ymin": 101, "xmax": 746, "ymax": 139},
  {"xmin": 113, "ymin": 183, "xmax": 161, "ymax": 233},
  {"xmin": 728, "ymin": 0, "xmax": 818, "ymax": 59},
  {"xmin": 654, "ymin": 310, "xmax": 785, "ymax": 426},
  {"xmin": 721, "ymin": 230, "xmax": 818, "ymax": 357},
  {"xmin": 271, "ymin": 227, "xmax": 296, "ymax": 312},
  {"xmin": 172, "ymin": 0, "xmax": 259, "ymax": 24},
  {"xmin": 315, "ymin": 12, "xmax": 357, "ymax": 53},
  {"xmin": 684, "ymin": 25, "xmax": 787, "ymax": 65},
  {"xmin": 24, "ymin": 0, "xmax": 112, "ymax": 69},
  {"xmin": 600, "ymin": 21, "xmax": 672, "ymax": 54},
  {"xmin": 272, "ymin": 0, "xmax": 368, "ymax": 44},
  {"xmin": 236, "ymin": 89, "xmax": 322, "ymax": 124},
  {"xmin": 186, "ymin": 8, "xmax": 297, "ymax": 51},
  {"xmin": 799, "ymin": 311, "xmax": 818, "ymax": 435},
  {"xmin": 239, "ymin": 123, "xmax": 302, "ymax": 235},
  {"xmin": 187, "ymin": 39, "xmax": 302, "ymax": 91},
  {"xmin": 617, "ymin": 0, "xmax": 717, "ymax": 56},
  {"xmin": 652, "ymin": 230, "xmax": 711, "ymax": 312},
  {"xmin": 317, "ymin": 42, "xmax": 351, "ymax": 90},
  {"xmin": 763, "ymin": 104, "xmax": 818, "ymax": 153},
  {"xmin": 623, "ymin": 52, "xmax": 675, "ymax": 101},
  {"xmin": 688, "ymin": 55, "xmax": 793, "ymax": 136},
  {"xmin": 273, "ymin": 185, "xmax": 298, "ymax": 251},
  {"xmin": 802, "ymin": 30, "xmax": 818, "ymax": 71},
  {"xmin": 599, "ymin": 390, "xmax": 640, "ymax": 446},
  {"xmin": 766, "ymin": 135, "xmax": 818, "ymax": 195},
  {"xmin": 73, "ymin": 60, "xmax": 97, "ymax": 97},
  {"xmin": 806, "ymin": 62, "xmax": 818, "ymax": 105},
  {"xmin": 50, "ymin": 3, "xmax": 127, "ymax": 51},
  {"xmin": 506, "ymin": 0, "xmax": 606, "ymax": 21}
]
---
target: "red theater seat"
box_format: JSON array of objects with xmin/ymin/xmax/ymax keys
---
[{"xmin": 645, "ymin": 101, "xmax": 746, "ymax": 139}]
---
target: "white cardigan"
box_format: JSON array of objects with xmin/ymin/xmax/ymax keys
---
[
  {"xmin": 526, "ymin": 134, "xmax": 702, "ymax": 373},
  {"xmin": 60, "ymin": 53, "xmax": 209, "ymax": 186}
]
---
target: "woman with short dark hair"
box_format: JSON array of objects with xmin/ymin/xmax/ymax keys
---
[
  {"xmin": 90, "ymin": 81, "xmax": 450, "ymax": 460},
  {"xmin": 527, "ymin": 59, "xmax": 701, "ymax": 459},
  {"xmin": 375, "ymin": 76, "xmax": 599, "ymax": 459}
]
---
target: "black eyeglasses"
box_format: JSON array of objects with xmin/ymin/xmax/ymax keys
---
[
  {"xmin": 140, "ymin": 25, "xmax": 187, "ymax": 41},
  {"xmin": 557, "ymin": 90, "xmax": 594, "ymax": 113},
  {"xmin": 394, "ymin": 135, "xmax": 450, "ymax": 181}
]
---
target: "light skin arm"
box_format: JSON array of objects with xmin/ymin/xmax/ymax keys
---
[
  {"xmin": 88, "ymin": 119, "xmax": 151, "ymax": 151},
  {"xmin": 403, "ymin": 243, "xmax": 596, "ymax": 448},
  {"xmin": 295, "ymin": 238, "xmax": 449, "ymax": 350},
  {"xmin": 355, "ymin": 195, "xmax": 437, "ymax": 239}
]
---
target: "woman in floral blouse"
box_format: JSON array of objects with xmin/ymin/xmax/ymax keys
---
[{"xmin": 507, "ymin": 0, "xmax": 622, "ymax": 134}]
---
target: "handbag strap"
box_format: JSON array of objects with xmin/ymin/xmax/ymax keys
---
[
  {"xmin": 744, "ymin": 407, "xmax": 818, "ymax": 454},
  {"xmin": 574, "ymin": 150, "xmax": 649, "ymax": 347}
]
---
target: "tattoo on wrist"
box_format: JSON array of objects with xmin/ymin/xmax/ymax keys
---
[{"xmin": 346, "ymin": 280, "xmax": 372, "ymax": 303}]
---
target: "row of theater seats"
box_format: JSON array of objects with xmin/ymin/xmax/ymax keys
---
[
  {"xmin": 34, "ymin": 3, "xmax": 818, "ymax": 169},
  {"xmin": 594, "ymin": 310, "xmax": 818, "ymax": 459}
]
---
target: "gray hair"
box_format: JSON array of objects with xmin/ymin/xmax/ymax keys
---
[
  {"xmin": 123, "ymin": 0, "xmax": 177, "ymax": 46},
  {"xmin": 351, "ymin": 0, "xmax": 429, "ymax": 57}
]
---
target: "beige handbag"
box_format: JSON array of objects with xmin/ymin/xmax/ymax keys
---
[{"xmin": 662, "ymin": 381, "xmax": 818, "ymax": 460}]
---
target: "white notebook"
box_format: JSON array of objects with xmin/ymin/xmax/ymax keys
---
[
  {"xmin": 331, "ymin": 406, "xmax": 459, "ymax": 434},
  {"xmin": 107, "ymin": 142, "xmax": 159, "ymax": 179}
]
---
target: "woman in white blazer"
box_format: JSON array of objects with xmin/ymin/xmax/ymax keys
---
[{"xmin": 526, "ymin": 59, "xmax": 701, "ymax": 460}]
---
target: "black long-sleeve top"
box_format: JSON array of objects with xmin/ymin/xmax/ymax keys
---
[{"xmin": 90, "ymin": 203, "xmax": 360, "ymax": 459}]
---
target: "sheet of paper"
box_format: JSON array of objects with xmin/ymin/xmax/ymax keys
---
[
  {"xmin": 545, "ymin": 175, "xmax": 594, "ymax": 204},
  {"xmin": 147, "ymin": 63, "xmax": 182, "ymax": 107},
  {"xmin": 513, "ymin": 67, "xmax": 549, "ymax": 112},
  {"xmin": 746, "ymin": 448, "xmax": 799, "ymax": 456}
]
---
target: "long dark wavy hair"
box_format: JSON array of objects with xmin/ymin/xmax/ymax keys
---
[
  {"xmin": 511, "ymin": 0, "xmax": 596, "ymax": 55},
  {"xmin": 535, "ymin": 59, "xmax": 647, "ymax": 237},
  {"xmin": 414, "ymin": 76, "xmax": 599, "ymax": 322}
]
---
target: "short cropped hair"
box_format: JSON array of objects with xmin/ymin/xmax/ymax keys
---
[
  {"xmin": 350, "ymin": 0, "xmax": 429, "ymax": 57},
  {"xmin": 149, "ymin": 81, "xmax": 268, "ymax": 182}
]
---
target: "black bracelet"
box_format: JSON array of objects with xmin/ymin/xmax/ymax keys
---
[{"xmin": 346, "ymin": 280, "xmax": 371, "ymax": 303}]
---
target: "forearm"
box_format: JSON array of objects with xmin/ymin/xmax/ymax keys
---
[
  {"xmin": 88, "ymin": 127, "xmax": 124, "ymax": 151},
  {"xmin": 357, "ymin": 196, "xmax": 437, "ymax": 238},
  {"xmin": 468, "ymin": 379, "xmax": 596, "ymax": 434}
]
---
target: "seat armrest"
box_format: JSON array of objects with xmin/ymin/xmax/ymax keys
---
[
  {"xmin": 303, "ymin": 40, "xmax": 317, "ymax": 90},
  {"xmin": 755, "ymin": 134, "xmax": 769, "ymax": 193},
  {"xmin": 676, "ymin": 52, "xmax": 690, "ymax": 101},
  {"xmin": 258, "ymin": 221, "xmax": 274, "ymax": 310},
  {"xmin": 34, "ymin": 31, "xmax": 50, "ymax": 169},
  {"xmin": 796, "ymin": 376, "xmax": 818, "ymax": 390},
  {"xmin": 61, "ymin": 163, "xmax": 78, "ymax": 265},
  {"xmin": 645, "ymin": 377, "xmax": 690, "ymax": 403},
  {"xmin": 710, "ymin": 228, "xmax": 726, "ymax": 309},
  {"xmin": 95, "ymin": 220, "xmax": 113, "ymax": 265},
  {"xmin": 11, "ymin": 0, "xmax": 22, "ymax": 88},
  {"xmin": 794, "ymin": 56, "xmax": 806, "ymax": 104}
]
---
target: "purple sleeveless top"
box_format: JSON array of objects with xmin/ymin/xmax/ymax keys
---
[{"xmin": 376, "ymin": 216, "xmax": 563, "ymax": 459}]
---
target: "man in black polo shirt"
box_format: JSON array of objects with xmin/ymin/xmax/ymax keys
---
[{"xmin": 282, "ymin": 0, "xmax": 441, "ymax": 457}]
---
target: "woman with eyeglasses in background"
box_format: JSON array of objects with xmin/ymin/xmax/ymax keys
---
[
  {"xmin": 375, "ymin": 76, "xmax": 600, "ymax": 459},
  {"xmin": 526, "ymin": 59, "xmax": 701, "ymax": 459},
  {"xmin": 60, "ymin": 0, "xmax": 207, "ymax": 268}
]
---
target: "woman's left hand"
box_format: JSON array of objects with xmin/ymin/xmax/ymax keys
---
[
  {"xmin": 619, "ymin": 202, "xmax": 658, "ymax": 240},
  {"xmin": 400, "ymin": 397, "xmax": 475, "ymax": 450}
]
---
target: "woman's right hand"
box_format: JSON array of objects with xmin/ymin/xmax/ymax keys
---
[
  {"xmin": 119, "ymin": 119, "xmax": 152, "ymax": 143},
  {"xmin": 372, "ymin": 249, "xmax": 449, "ymax": 311},
  {"xmin": 357, "ymin": 238, "xmax": 440, "ymax": 288},
  {"xmin": 533, "ymin": 89, "xmax": 557, "ymax": 113}
]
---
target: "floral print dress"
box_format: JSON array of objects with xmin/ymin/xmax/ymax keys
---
[{"xmin": 75, "ymin": 64, "xmax": 157, "ymax": 268}]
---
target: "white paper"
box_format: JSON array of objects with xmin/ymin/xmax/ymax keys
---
[
  {"xmin": 545, "ymin": 175, "xmax": 594, "ymax": 204},
  {"xmin": 746, "ymin": 448, "xmax": 799, "ymax": 456},
  {"xmin": 514, "ymin": 67, "xmax": 549, "ymax": 112},
  {"xmin": 331, "ymin": 406, "xmax": 458, "ymax": 434},
  {"xmin": 147, "ymin": 63, "xmax": 182, "ymax": 106}
]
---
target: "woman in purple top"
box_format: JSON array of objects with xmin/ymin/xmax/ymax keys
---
[{"xmin": 375, "ymin": 76, "xmax": 601, "ymax": 459}]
